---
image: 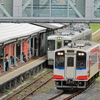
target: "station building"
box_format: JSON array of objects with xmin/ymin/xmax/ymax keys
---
[{"xmin": 0, "ymin": 23, "xmax": 65, "ymax": 73}]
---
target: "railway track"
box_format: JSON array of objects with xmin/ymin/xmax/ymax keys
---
[
  {"xmin": 48, "ymin": 91, "xmax": 80, "ymax": 100},
  {"xmin": 48, "ymin": 92, "xmax": 64, "ymax": 100},
  {"xmin": 48, "ymin": 80, "xmax": 95, "ymax": 100},
  {"xmin": 5, "ymin": 70, "xmax": 53, "ymax": 100},
  {"xmin": 48, "ymin": 89, "xmax": 89, "ymax": 100}
]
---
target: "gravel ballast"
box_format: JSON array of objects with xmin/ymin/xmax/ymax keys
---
[
  {"xmin": 71, "ymin": 78, "xmax": 100, "ymax": 100},
  {"xmin": 29, "ymin": 77, "xmax": 100, "ymax": 100}
]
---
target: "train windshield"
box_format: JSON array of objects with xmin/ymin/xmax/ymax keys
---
[
  {"xmin": 64, "ymin": 40, "xmax": 71, "ymax": 46},
  {"xmin": 55, "ymin": 51, "xmax": 65, "ymax": 68},
  {"xmin": 48, "ymin": 40, "xmax": 55, "ymax": 51},
  {"xmin": 76, "ymin": 51, "xmax": 86, "ymax": 69}
]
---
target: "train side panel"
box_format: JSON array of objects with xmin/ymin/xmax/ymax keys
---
[{"xmin": 89, "ymin": 46, "xmax": 100, "ymax": 79}]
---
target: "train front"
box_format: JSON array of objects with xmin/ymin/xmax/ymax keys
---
[{"xmin": 54, "ymin": 49, "xmax": 87, "ymax": 90}]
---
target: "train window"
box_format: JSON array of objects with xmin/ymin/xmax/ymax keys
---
[
  {"xmin": 64, "ymin": 40, "xmax": 71, "ymax": 46},
  {"xmin": 67, "ymin": 57, "xmax": 74, "ymax": 67},
  {"xmin": 76, "ymin": 51, "xmax": 86, "ymax": 69},
  {"xmin": 91, "ymin": 53, "xmax": 97, "ymax": 65},
  {"xmin": 48, "ymin": 40, "xmax": 55, "ymax": 51},
  {"xmin": 55, "ymin": 51, "xmax": 65, "ymax": 68},
  {"xmin": 57, "ymin": 41, "xmax": 62, "ymax": 49},
  {"xmin": 67, "ymin": 50, "xmax": 74, "ymax": 53}
]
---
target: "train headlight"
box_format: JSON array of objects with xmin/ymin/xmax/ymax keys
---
[
  {"xmin": 57, "ymin": 37, "xmax": 62, "ymax": 40},
  {"xmin": 81, "ymin": 53, "xmax": 84, "ymax": 56},
  {"xmin": 57, "ymin": 52, "xmax": 61, "ymax": 55},
  {"xmin": 57, "ymin": 52, "xmax": 64, "ymax": 55},
  {"xmin": 61, "ymin": 52, "xmax": 64, "ymax": 55},
  {"xmin": 78, "ymin": 53, "xmax": 84, "ymax": 56}
]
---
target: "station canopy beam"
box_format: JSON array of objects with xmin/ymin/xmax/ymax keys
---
[{"xmin": 0, "ymin": 0, "xmax": 100, "ymax": 23}]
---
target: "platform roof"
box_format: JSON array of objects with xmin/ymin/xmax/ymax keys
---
[
  {"xmin": 33, "ymin": 23, "xmax": 65, "ymax": 29},
  {"xmin": 0, "ymin": 23, "xmax": 46, "ymax": 46}
]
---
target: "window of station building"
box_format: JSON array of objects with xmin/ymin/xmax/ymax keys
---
[
  {"xmin": 48, "ymin": 40, "xmax": 55, "ymax": 50},
  {"xmin": 55, "ymin": 51, "xmax": 65, "ymax": 68},
  {"xmin": 67, "ymin": 57, "xmax": 74, "ymax": 67},
  {"xmin": 91, "ymin": 53, "xmax": 97, "ymax": 66},
  {"xmin": 76, "ymin": 51, "xmax": 86, "ymax": 69}
]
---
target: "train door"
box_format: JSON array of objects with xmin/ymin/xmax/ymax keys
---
[
  {"xmin": 65, "ymin": 55, "xmax": 76, "ymax": 79},
  {"xmin": 56, "ymin": 41, "xmax": 62, "ymax": 49}
]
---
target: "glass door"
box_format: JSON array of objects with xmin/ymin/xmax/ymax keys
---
[{"xmin": 65, "ymin": 55, "xmax": 76, "ymax": 79}]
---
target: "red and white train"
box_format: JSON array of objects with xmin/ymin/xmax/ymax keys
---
[{"xmin": 54, "ymin": 40, "xmax": 100, "ymax": 90}]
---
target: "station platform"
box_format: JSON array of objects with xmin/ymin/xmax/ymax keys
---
[{"xmin": 0, "ymin": 56, "xmax": 47, "ymax": 86}]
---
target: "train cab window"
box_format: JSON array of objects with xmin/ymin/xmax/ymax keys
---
[
  {"xmin": 55, "ymin": 51, "xmax": 65, "ymax": 68},
  {"xmin": 67, "ymin": 57, "xmax": 74, "ymax": 67},
  {"xmin": 76, "ymin": 51, "xmax": 86, "ymax": 69},
  {"xmin": 57, "ymin": 41, "xmax": 62, "ymax": 49},
  {"xmin": 91, "ymin": 53, "xmax": 97, "ymax": 65},
  {"xmin": 48, "ymin": 40, "xmax": 55, "ymax": 51},
  {"xmin": 64, "ymin": 40, "xmax": 71, "ymax": 46}
]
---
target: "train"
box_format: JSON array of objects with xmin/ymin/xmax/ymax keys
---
[
  {"xmin": 54, "ymin": 40, "xmax": 100, "ymax": 90},
  {"xmin": 47, "ymin": 24, "xmax": 92, "ymax": 66}
]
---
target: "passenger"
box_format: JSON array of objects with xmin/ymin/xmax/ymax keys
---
[
  {"xmin": 28, "ymin": 53, "xmax": 31, "ymax": 61},
  {"xmin": 22, "ymin": 52, "xmax": 28, "ymax": 62},
  {"xmin": 31, "ymin": 47, "xmax": 34, "ymax": 59},
  {"xmin": 22, "ymin": 52, "xmax": 25, "ymax": 61},
  {"xmin": 16, "ymin": 57, "xmax": 20, "ymax": 62},
  {"xmin": 0, "ymin": 64, "xmax": 3, "ymax": 73},
  {"xmin": 5, "ymin": 54, "xmax": 9, "ymax": 71},
  {"xmin": 16, "ymin": 56, "xmax": 22, "ymax": 65},
  {"xmin": 10, "ymin": 56, "xmax": 14, "ymax": 67},
  {"xmin": 5, "ymin": 54, "xmax": 9, "ymax": 61}
]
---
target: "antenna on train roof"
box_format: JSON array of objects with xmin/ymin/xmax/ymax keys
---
[
  {"xmin": 85, "ymin": 41, "xmax": 91, "ymax": 46},
  {"xmin": 68, "ymin": 40, "xmax": 91, "ymax": 48}
]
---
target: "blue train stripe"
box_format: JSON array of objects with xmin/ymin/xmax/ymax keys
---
[
  {"xmin": 76, "ymin": 68, "xmax": 86, "ymax": 70},
  {"xmin": 55, "ymin": 67, "xmax": 65, "ymax": 69}
]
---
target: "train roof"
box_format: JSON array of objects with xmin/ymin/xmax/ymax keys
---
[
  {"xmin": 73, "ymin": 23, "xmax": 89, "ymax": 30},
  {"xmin": 48, "ymin": 28, "xmax": 91, "ymax": 40},
  {"xmin": 57, "ymin": 40, "xmax": 99, "ymax": 51},
  {"xmin": 0, "ymin": 23, "xmax": 46, "ymax": 45}
]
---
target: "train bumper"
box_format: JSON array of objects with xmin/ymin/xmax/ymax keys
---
[{"xmin": 55, "ymin": 80, "xmax": 86, "ymax": 89}]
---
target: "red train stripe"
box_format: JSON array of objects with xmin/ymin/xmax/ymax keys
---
[
  {"xmin": 91, "ymin": 47, "xmax": 99, "ymax": 55},
  {"xmin": 98, "ymin": 63, "xmax": 100, "ymax": 69},
  {"xmin": 53, "ymin": 75, "xmax": 64, "ymax": 80},
  {"xmin": 76, "ymin": 75, "xmax": 88, "ymax": 80}
]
